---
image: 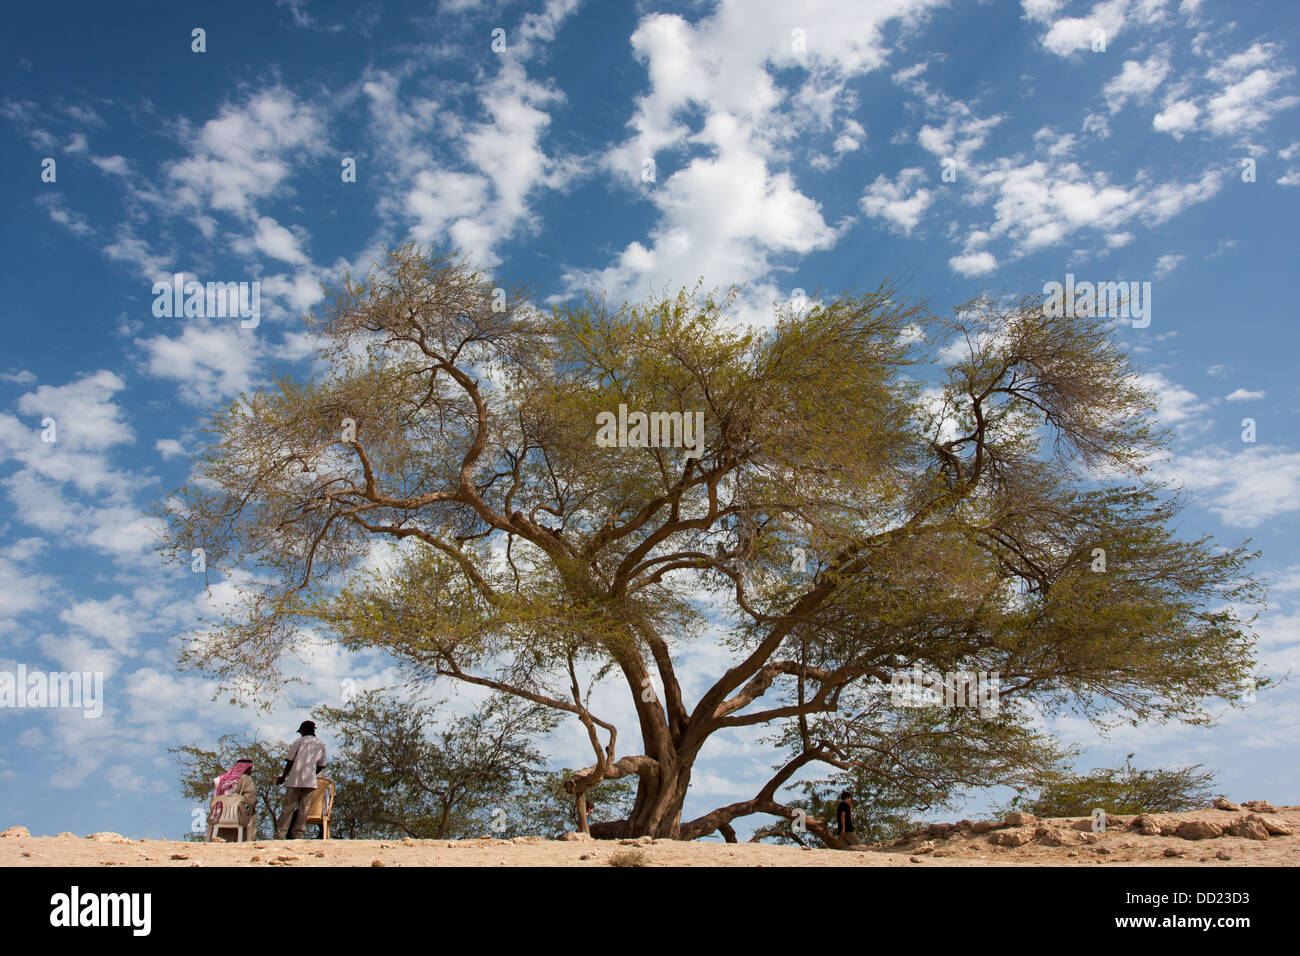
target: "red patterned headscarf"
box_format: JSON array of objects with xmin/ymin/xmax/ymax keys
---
[{"xmin": 214, "ymin": 759, "xmax": 253, "ymax": 797}]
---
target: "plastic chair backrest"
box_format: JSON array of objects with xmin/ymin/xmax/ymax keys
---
[{"xmin": 306, "ymin": 776, "xmax": 334, "ymax": 822}]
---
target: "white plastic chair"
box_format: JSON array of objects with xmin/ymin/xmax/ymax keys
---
[
  {"xmin": 207, "ymin": 778, "xmax": 255, "ymax": 842},
  {"xmin": 305, "ymin": 776, "xmax": 335, "ymax": 840}
]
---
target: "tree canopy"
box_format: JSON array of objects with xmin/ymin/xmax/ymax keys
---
[{"xmin": 160, "ymin": 244, "xmax": 1261, "ymax": 841}]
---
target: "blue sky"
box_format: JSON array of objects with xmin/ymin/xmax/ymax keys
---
[{"xmin": 1, "ymin": 0, "xmax": 1298, "ymax": 839}]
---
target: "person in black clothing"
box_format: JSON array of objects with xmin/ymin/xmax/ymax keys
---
[{"xmin": 835, "ymin": 790, "xmax": 858, "ymax": 847}]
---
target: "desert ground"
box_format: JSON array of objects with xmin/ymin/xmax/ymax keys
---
[{"xmin": 2, "ymin": 800, "xmax": 1296, "ymax": 866}]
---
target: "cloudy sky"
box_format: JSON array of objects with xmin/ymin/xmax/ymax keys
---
[{"xmin": 1, "ymin": 0, "xmax": 1298, "ymax": 839}]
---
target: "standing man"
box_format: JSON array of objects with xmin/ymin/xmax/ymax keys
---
[
  {"xmin": 274, "ymin": 720, "xmax": 327, "ymax": 840},
  {"xmin": 835, "ymin": 790, "xmax": 858, "ymax": 847}
]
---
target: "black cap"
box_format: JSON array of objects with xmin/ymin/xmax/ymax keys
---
[
  {"xmin": 840, "ymin": 790, "xmax": 853, "ymax": 800},
  {"xmin": 297, "ymin": 720, "xmax": 316, "ymax": 735}
]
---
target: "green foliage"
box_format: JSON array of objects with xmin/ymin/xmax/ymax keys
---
[
  {"xmin": 171, "ymin": 734, "xmax": 290, "ymax": 841},
  {"xmin": 176, "ymin": 690, "xmax": 634, "ymax": 841},
  {"xmin": 513, "ymin": 768, "xmax": 637, "ymax": 837},
  {"xmin": 316, "ymin": 689, "xmax": 557, "ymax": 839},
  {"xmin": 159, "ymin": 245, "xmax": 1264, "ymax": 840},
  {"xmin": 1013, "ymin": 756, "xmax": 1217, "ymax": 817}
]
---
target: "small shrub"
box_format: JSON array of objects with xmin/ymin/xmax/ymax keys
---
[{"xmin": 608, "ymin": 847, "xmax": 649, "ymax": 867}]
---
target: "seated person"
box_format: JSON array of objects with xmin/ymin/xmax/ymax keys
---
[{"xmin": 210, "ymin": 758, "xmax": 258, "ymax": 838}]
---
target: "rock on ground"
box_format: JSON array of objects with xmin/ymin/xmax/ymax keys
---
[
  {"xmin": 990, "ymin": 829, "xmax": 1034, "ymax": 847},
  {"xmin": 1176, "ymin": 821, "xmax": 1224, "ymax": 841}
]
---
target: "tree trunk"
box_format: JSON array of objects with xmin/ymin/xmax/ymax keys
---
[{"xmin": 623, "ymin": 756, "xmax": 695, "ymax": 838}]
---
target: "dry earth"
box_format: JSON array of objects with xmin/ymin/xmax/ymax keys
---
[{"xmin": 3, "ymin": 800, "xmax": 1296, "ymax": 866}]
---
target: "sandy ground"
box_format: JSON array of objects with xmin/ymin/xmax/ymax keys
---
[{"xmin": 3, "ymin": 804, "xmax": 1296, "ymax": 866}]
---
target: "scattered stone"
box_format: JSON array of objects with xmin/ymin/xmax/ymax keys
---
[
  {"xmin": 1216, "ymin": 850, "xmax": 1232, "ymax": 861},
  {"xmin": 1080, "ymin": 833, "xmax": 1101, "ymax": 844},
  {"xmin": 1067, "ymin": 851, "xmax": 1078, "ymax": 857},
  {"xmin": 909, "ymin": 856, "xmax": 922, "ymax": 863},
  {"xmin": 1132, "ymin": 814, "xmax": 1179, "ymax": 837},
  {"xmin": 1242, "ymin": 800, "xmax": 1276, "ymax": 813},
  {"xmin": 1036, "ymin": 826, "xmax": 1071, "ymax": 847},
  {"xmin": 1095, "ymin": 847, "xmax": 1111, "ymax": 855},
  {"xmin": 914, "ymin": 840, "xmax": 937, "ymax": 854},
  {"xmin": 558, "ymin": 831, "xmax": 594, "ymax": 842},
  {"xmin": 579, "ymin": 853, "xmax": 593, "ymax": 860},
  {"xmin": 250, "ymin": 856, "xmax": 261, "ymax": 862},
  {"xmin": 21, "ymin": 851, "xmax": 32, "ymax": 857},
  {"xmin": 970, "ymin": 821, "xmax": 999, "ymax": 834},
  {"xmin": 1072, "ymin": 814, "xmax": 1124, "ymax": 831},
  {"xmin": 169, "ymin": 853, "xmax": 189, "ymax": 860},
  {"xmin": 1250, "ymin": 814, "xmax": 1292, "ymax": 836},
  {"xmin": 1164, "ymin": 848, "xmax": 1185, "ymax": 858},
  {"xmin": 313, "ymin": 850, "xmax": 325, "ymax": 857},
  {"xmin": 401, "ymin": 838, "xmax": 416, "ymax": 846},
  {"xmin": 989, "ymin": 829, "xmax": 1034, "ymax": 847},
  {"xmin": 932, "ymin": 849, "xmax": 952, "ymax": 858},
  {"xmin": 210, "ymin": 837, "xmax": 226, "ymax": 843},
  {"xmin": 88, "ymin": 832, "xmax": 132, "ymax": 844},
  {"xmin": 1003, "ymin": 811, "xmax": 1036, "ymax": 827},
  {"xmin": 1213, "ymin": 798, "xmax": 1242, "ymax": 812},
  {"xmin": 0, "ymin": 826, "xmax": 30, "ymax": 839},
  {"xmin": 1226, "ymin": 817, "xmax": 1270, "ymax": 841},
  {"xmin": 371, "ymin": 859, "xmax": 385, "ymax": 867},
  {"xmin": 190, "ymin": 862, "xmax": 202, "ymax": 868},
  {"xmin": 56, "ymin": 832, "xmax": 76, "ymax": 839},
  {"xmin": 1176, "ymin": 821, "xmax": 1224, "ymax": 841}
]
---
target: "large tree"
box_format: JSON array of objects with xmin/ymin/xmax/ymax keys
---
[{"xmin": 161, "ymin": 245, "xmax": 1261, "ymax": 841}]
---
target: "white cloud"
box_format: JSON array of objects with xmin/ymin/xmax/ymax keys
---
[
  {"xmin": 1153, "ymin": 98, "xmax": 1200, "ymax": 138},
  {"xmin": 1027, "ymin": 0, "xmax": 1130, "ymax": 58},
  {"xmin": 1104, "ymin": 54, "xmax": 1170, "ymax": 112},
  {"xmin": 1160, "ymin": 445, "xmax": 1300, "ymax": 527},
  {"xmin": 567, "ymin": 0, "xmax": 946, "ymax": 308},
  {"xmin": 245, "ymin": 216, "xmax": 308, "ymax": 265},
  {"xmin": 167, "ymin": 90, "xmax": 326, "ymax": 220},
  {"xmin": 136, "ymin": 323, "xmax": 260, "ymax": 406},
  {"xmin": 1137, "ymin": 372, "xmax": 1211, "ymax": 427},
  {"xmin": 1153, "ymin": 253, "xmax": 1184, "ymax": 278},
  {"xmin": 859, "ymin": 168, "xmax": 933, "ymax": 236},
  {"xmin": 1225, "ymin": 388, "xmax": 1265, "ymax": 402},
  {"xmin": 1204, "ymin": 44, "xmax": 1299, "ymax": 136},
  {"xmin": 90, "ymin": 154, "xmax": 130, "ymax": 176},
  {"xmin": 949, "ymin": 250, "xmax": 998, "ymax": 276}
]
